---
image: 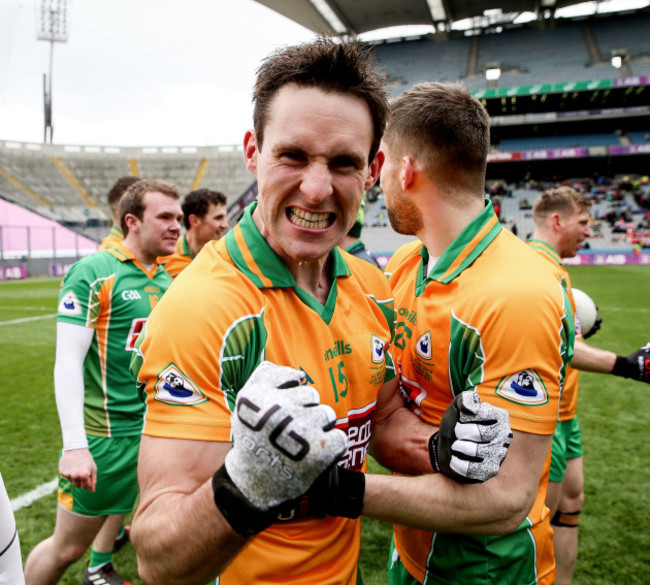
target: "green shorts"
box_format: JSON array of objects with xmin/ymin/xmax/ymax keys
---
[
  {"xmin": 549, "ymin": 417, "xmax": 583, "ymax": 483},
  {"xmin": 58, "ymin": 434, "xmax": 141, "ymax": 516}
]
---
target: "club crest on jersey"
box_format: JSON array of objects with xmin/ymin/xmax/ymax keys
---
[
  {"xmin": 496, "ymin": 369, "xmax": 548, "ymax": 405},
  {"xmin": 154, "ymin": 364, "xmax": 206, "ymax": 405},
  {"xmin": 370, "ymin": 335, "xmax": 385, "ymax": 364},
  {"xmin": 415, "ymin": 331, "xmax": 432, "ymax": 360},
  {"xmin": 58, "ymin": 292, "xmax": 82, "ymax": 315}
]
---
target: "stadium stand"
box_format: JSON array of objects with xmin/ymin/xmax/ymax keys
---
[{"xmin": 0, "ymin": 141, "xmax": 254, "ymax": 242}]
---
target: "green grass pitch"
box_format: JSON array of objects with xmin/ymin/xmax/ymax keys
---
[{"xmin": 1, "ymin": 266, "xmax": 649, "ymax": 584}]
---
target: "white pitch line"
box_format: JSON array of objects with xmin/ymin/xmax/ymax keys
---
[
  {"xmin": 0, "ymin": 313, "xmax": 57, "ymax": 326},
  {"xmin": 0, "ymin": 305, "xmax": 55, "ymax": 311},
  {"xmin": 11, "ymin": 478, "xmax": 58, "ymax": 512}
]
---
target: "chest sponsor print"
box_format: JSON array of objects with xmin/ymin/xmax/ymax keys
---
[
  {"xmin": 496, "ymin": 369, "xmax": 549, "ymax": 405},
  {"xmin": 154, "ymin": 364, "xmax": 207, "ymax": 406}
]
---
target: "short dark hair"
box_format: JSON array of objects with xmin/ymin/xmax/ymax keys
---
[
  {"xmin": 253, "ymin": 36, "xmax": 388, "ymax": 162},
  {"xmin": 106, "ymin": 176, "xmax": 141, "ymax": 213},
  {"xmin": 181, "ymin": 189, "xmax": 227, "ymax": 230},
  {"xmin": 119, "ymin": 179, "xmax": 180, "ymax": 235},
  {"xmin": 384, "ymin": 82, "xmax": 490, "ymax": 192},
  {"xmin": 533, "ymin": 186, "xmax": 592, "ymax": 225}
]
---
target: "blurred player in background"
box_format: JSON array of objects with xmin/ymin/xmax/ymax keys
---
[
  {"xmin": 99, "ymin": 176, "xmax": 141, "ymax": 251},
  {"xmin": 24, "ymin": 180, "xmax": 182, "ymax": 585},
  {"xmin": 164, "ymin": 188, "xmax": 228, "ymax": 278},
  {"xmin": 0, "ymin": 472, "xmax": 25, "ymax": 585},
  {"xmin": 529, "ymin": 185, "xmax": 650, "ymax": 585},
  {"xmin": 339, "ymin": 197, "xmax": 381, "ymax": 267},
  {"xmin": 130, "ymin": 38, "xmax": 514, "ymax": 585},
  {"xmin": 381, "ymin": 82, "xmax": 574, "ymax": 585}
]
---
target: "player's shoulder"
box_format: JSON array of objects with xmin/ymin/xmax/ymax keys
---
[
  {"xmin": 340, "ymin": 248, "xmax": 390, "ymax": 292},
  {"xmin": 385, "ymin": 240, "xmax": 422, "ymax": 278}
]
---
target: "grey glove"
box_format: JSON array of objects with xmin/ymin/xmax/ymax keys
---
[
  {"xmin": 224, "ymin": 361, "xmax": 347, "ymax": 510},
  {"xmin": 429, "ymin": 391, "xmax": 513, "ymax": 484}
]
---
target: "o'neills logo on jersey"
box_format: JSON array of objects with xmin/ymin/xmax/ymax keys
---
[
  {"xmin": 58, "ymin": 291, "xmax": 82, "ymax": 315},
  {"xmin": 415, "ymin": 331, "xmax": 432, "ymax": 360},
  {"xmin": 154, "ymin": 364, "xmax": 206, "ymax": 406},
  {"xmin": 496, "ymin": 369, "xmax": 548, "ymax": 406},
  {"xmin": 324, "ymin": 340, "xmax": 352, "ymax": 361}
]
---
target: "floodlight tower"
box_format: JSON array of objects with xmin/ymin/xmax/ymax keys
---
[{"xmin": 36, "ymin": 0, "xmax": 70, "ymax": 144}]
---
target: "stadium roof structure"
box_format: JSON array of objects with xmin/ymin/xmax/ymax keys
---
[{"xmin": 253, "ymin": 0, "xmax": 597, "ymax": 36}]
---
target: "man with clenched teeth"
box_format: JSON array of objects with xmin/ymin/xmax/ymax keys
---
[{"xmin": 130, "ymin": 37, "xmax": 513, "ymax": 585}]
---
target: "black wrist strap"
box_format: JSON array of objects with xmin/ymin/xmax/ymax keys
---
[
  {"xmin": 612, "ymin": 355, "xmax": 634, "ymax": 379},
  {"xmin": 212, "ymin": 466, "xmax": 273, "ymax": 537},
  {"xmin": 428, "ymin": 432, "xmax": 441, "ymax": 473},
  {"xmin": 329, "ymin": 467, "xmax": 366, "ymax": 519}
]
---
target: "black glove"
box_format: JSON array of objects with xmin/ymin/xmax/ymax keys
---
[
  {"xmin": 212, "ymin": 464, "xmax": 365, "ymax": 536},
  {"xmin": 612, "ymin": 342, "xmax": 650, "ymax": 383},
  {"xmin": 583, "ymin": 315, "xmax": 602, "ymax": 339},
  {"xmin": 275, "ymin": 464, "xmax": 365, "ymax": 522},
  {"xmin": 429, "ymin": 392, "xmax": 513, "ymax": 484}
]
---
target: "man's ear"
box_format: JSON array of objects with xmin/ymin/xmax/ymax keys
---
[
  {"xmin": 401, "ymin": 156, "xmax": 415, "ymax": 191},
  {"xmin": 188, "ymin": 213, "xmax": 201, "ymax": 228},
  {"xmin": 551, "ymin": 212, "xmax": 562, "ymax": 231},
  {"xmin": 365, "ymin": 150, "xmax": 384, "ymax": 190},
  {"xmin": 244, "ymin": 130, "xmax": 258, "ymax": 176},
  {"xmin": 123, "ymin": 213, "xmax": 139, "ymax": 233}
]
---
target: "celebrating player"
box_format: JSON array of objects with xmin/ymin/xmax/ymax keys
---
[
  {"xmin": 130, "ymin": 38, "xmax": 514, "ymax": 585},
  {"xmin": 529, "ymin": 185, "xmax": 650, "ymax": 585},
  {"xmin": 24, "ymin": 180, "xmax": 182, "ymax": 585},
  {"xmin": 381, "ymin": 82, "xmax": 574, "ymax": 585}
]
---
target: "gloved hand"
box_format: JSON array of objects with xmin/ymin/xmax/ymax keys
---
[
  {"xmin": 429, "ymin": 392, "xmax": 513, "ymax": 484},
  {"xmin": 212, "ymin": 361, "xmax": 347, "ymax": 536},
  {"xmin": 612, "ymin": 342, "xmax": 650, "ymax": 383},
  {"xmin": 274, "ymin": 463, "xmax": 365, "ymax": 523},
  {"xmin": 583, "ymin": 315, "xmax": 602, "ymax": 339}
]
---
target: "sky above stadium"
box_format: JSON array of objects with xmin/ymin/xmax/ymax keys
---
[{"xmin": 0, "ymin": 0, "xmax": 647, "ymax": 148}]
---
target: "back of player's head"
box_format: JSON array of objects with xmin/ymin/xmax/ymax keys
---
[
  {"xmin": 384, "ymin": 82, "xmax": 490, "ymax": 192},
  {"xmin": 106, "ymin": 176, "xmax": 141, "ymax": 213},
  {"xmin": 181, "ymin": 189, "xmax": 227, "ymax": 230},
  {"xmin": 532, "ymin": 186, "xmax": 591, "ymax": 225},
  {"xmin": 119, "ymin": 179, "xmax": 180, "ymax": 235},
  {"xmin": 252, "ymin": 35, "xmax": 389, "ymax": 162}
]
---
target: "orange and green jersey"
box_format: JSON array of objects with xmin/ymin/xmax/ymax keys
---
[
  {"xmin": 132, "ymin": 202, "xmax": 395, "ymax": 585},
  {"xmin": 57, "ymin": 241, "xmax": 171, "ymax": 437},
  {"xmin": 528, "ymin": 239, "xmax": 581, "ymax": 421},
  {"xmin": 98, "ymin": 226, "xmax": 124, "ymax": 252},
  {"xmin": 163, "ymin": 234, "xmax": 193, "ymax": 278},
  {"xmin": 385, "ymin": 201, "xmax": 574, "ymax": 585}
]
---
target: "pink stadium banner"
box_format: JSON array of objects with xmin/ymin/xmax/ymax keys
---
[
  {"xmin": 0, "ymin": 265, "xmax": 27, "ymax": 280},
  {"xmin": 563, "ymin": 253, "xmax": 650, "ymax": 266}
]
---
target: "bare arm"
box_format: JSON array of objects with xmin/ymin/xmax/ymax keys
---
[
  {"xmin": 571, "ymin": 339, "xmax": 616, "ymax": 373},
  {"xmin": 131, "ymin": 436, "xmax": 248, "ymax": 585},
  {"xmin": 364, "ymin": 429, "xmax": 550, "ymax": 535},
  {"xmin": 369, "ymin": 377, "xmax": 435, "ymax": 475}
]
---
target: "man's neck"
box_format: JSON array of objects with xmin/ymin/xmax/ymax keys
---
[
  {"xmin": 417, "ymin": 194, "xmax": 485, "ymax": 258},
  {"xmin": 123, "ymin": 235, "xmax": 156, "ymax": 266}
]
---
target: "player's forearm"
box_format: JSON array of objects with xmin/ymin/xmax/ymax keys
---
[
  {"xmin": 369, "ymin": 406, "xmax": 434, "ymax": 475},
  {"xmin": 362, "ymin": 471, "xmax": 526, "ymax": 535},
  {"xmin": 132, "ymin": 480, "xmax": 248, "ymax": 585},
  {"xmin": 571, "ymin": 340, "xmax": 617, "ymax": 373},
  {"xmin": 364, "ymin": 430, "xmax": 548, "ymax": 535}
]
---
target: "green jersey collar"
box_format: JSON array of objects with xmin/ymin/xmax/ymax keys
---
[
  {"xmin": 180, "ymin": 235, "xmax": 193, "ymax": 258},
  {"xmin": 527, "ymin": 239, "xmax": 562, "ymax": 266},
  {"xmin": 224, "ymin": 202, "xmax": 351, "ymax": 321},
  {"xmin": 416, "ymin": 198, "xmax": 502, "ymax": 291}
]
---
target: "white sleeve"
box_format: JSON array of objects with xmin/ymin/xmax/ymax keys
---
[
  {"xmin": 54, "ymin": 322, "xmax": 94, "ymax": 451},
  {"xmin": 0, "ymin": 472, "xmax": 25, "ymax": 585}
]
